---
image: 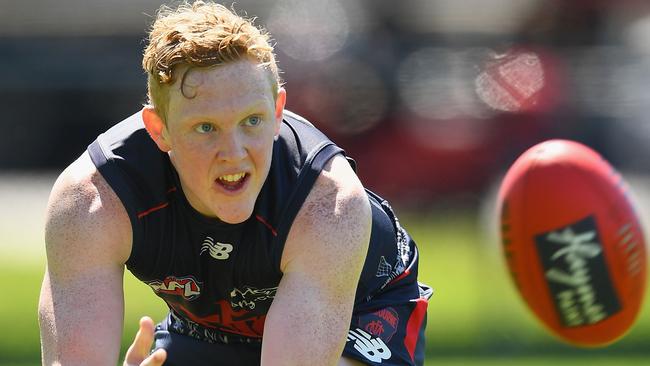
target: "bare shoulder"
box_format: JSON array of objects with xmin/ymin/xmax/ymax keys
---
[
  {"xmin": 281, "ymin": 154, "xmax": 371, "ymax": 274},
  {"xmin": 264, "ymin": 155, "xmax": 372, "ymax": 364},
  {"xmin": 45, "ymin": 151, "xmax": 132, "ymax": 269},
  {"xmin": 40, "ymin": 152, "xmax": 131, "ymax": 364}
]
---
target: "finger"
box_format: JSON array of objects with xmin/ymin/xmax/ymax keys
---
[
  {"xmin": 135, "ymin": 316, "xmax": 156, "ymax": 353},
  {"xmin": 141, "ymin": 348, "xmax": 167, "ymax": 366},
  {"xmin": 124, "ymin": 316, "xmax": 156, "ymax": 364}
]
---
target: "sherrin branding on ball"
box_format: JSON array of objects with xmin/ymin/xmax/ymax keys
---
[{"xmin": 497, "ymin": 139, "xmax": 647, "ymax": 347}]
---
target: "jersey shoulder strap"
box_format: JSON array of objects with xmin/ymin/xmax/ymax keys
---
[
  {"xmin": 86, "ymin": 111, "xmax": 173, "ymax": 250},
  {"xmin": 263, "ymin": 111, "xmax": 346, "ymax": 266}
]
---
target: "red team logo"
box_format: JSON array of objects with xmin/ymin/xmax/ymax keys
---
[
  {"xmin": 171, "ymin": 299, "xmax": 267, "ymax": 337},
  {"xmin": 359, "ymin": 307, "xmax": 399, "ymax": 342},
  {"xmin": 162, "ymin": 285, "xmax": 278, "ymax": 338}
]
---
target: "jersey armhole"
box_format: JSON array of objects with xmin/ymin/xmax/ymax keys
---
[
  {"xmin": 87, "ymin": 138, "xmax": 144, "ymax": 266},
  {"xmin": 271, "ymin": 142, "xmax": 345, "ymax": 271}
]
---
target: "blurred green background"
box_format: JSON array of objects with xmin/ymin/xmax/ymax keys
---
[{"xmin": 1, "ymin": 176, "xmax": 648, "ymax": 365}]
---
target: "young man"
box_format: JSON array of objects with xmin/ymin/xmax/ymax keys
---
[{"xmin": 38, "ymin": 2, "xmax": 431, "ymax": 365}]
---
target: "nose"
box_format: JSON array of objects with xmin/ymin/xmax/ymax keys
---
[{"xmin": 216, "ymin": 131, "xmax": 247, "ymax": 162}]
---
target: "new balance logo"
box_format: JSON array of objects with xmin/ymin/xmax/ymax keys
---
[
  {"xmin": 347, "ymin": 328, "xmax": 392, "ymax": 363},
  {"xmin": 201, "ymin": 236, "xmax": 234, "ymax": 260}
]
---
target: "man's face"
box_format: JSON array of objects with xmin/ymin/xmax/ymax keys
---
[{"xmin": 161, "ymin": 59, "xmax": 285, "ymax": 224}]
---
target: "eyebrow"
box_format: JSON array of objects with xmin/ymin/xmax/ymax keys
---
[
  {"xmin": 181, "ymin": 99, "xmax": 272, "ymax": 125},
  {"xmin": 240, "ymin": 98, "xmax": 274, "ymax": 115}
]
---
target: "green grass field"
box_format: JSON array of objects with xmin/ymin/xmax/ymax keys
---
[{"xmin": 1, "ymin": 176, "xmax": 649, "ymax": 365}]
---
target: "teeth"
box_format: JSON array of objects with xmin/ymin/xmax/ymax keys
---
[{"xmin": 219, "ymin": 173, "xmax": 245, "ymax": 182}]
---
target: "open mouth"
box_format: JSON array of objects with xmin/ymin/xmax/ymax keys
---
[{"xmin": 216, "ymin": 172, "xmax": 249, "ymax": 191}]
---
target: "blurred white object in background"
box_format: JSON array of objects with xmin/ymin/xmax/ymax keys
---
[
  {"xmin": 398, "ymin": 47, "xmax": 491, "ymax": 120},
  {"xmin": 475, "ymin": 51, "xmax": 545, "ymax": 113},
  {"xmin": 268, "ymin": 0, "xmax": 353, "ymax": 61},
  {"xmin": 396, "ymin": 47, "xmax": 496, "ymax": 150}
]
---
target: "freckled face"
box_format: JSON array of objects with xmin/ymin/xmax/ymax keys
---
[{"xmin": 162, "ymin": 60, "xmax": 285, "ymax": 223}]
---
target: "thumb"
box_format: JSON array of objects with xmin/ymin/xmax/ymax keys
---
[
  {"xmin": 139, "ymin": 348, "xmax": 167, "ymax": 366},
  {"xmin": 124, "ymin": 316, "xmax": 158, "ymax": 365}
]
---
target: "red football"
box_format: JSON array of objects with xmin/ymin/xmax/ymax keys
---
[{"xmin": 497, "ymin": 139, "xmax": 647, "ymax": 347}]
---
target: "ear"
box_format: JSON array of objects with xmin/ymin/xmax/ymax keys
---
[
  {"xmin": 142, "ymin": 107, "xmax": 171, "ymax": 152},
  {"xmin": 274, "ymin": 88, "xmax": 287, "ymax": 137}
]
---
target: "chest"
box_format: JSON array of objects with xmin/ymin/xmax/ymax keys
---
[{"xmin": 128, "ymin": 200, "xmax": 283, "ymax": 322}]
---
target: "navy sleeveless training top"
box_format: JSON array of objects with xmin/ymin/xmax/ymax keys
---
[{"xmin": 88, "ymin": 110, "xmax": 417, "ymax": 339}]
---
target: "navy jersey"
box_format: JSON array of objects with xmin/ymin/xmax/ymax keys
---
[{"xmin": 88, "ymin": 110, "xmax": 427, "ymax": 363}]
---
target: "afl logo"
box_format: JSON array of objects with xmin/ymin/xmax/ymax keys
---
[{"xmin": 146, "ymin": 275, "xmax": 202, "ymax": 301}]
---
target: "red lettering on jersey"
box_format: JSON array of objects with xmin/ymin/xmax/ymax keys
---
[{"xmin": 172, "ymin": 300, "xmax": 266, "ymax": 338}]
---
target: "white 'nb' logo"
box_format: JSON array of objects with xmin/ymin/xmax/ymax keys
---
[
  {"xmin": 201, "ymin": 236, "xmax": 233, "ymax": 260},
  {"xmin": 347, "ymin": 328, "xmax": 392, "ymax": 363}
]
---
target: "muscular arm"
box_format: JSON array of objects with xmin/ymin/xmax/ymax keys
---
[
  {"xmin": 39, "ymin": 152, "xmax": 132, "ymax": 365},
  {"xmin": 261, "ymin": 154, "xmax": 372, "ymax": 366}
]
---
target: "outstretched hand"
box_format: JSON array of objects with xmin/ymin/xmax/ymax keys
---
[{"xmin": 123, "ymin": 316, "xmax": 167, "ymax": 366}]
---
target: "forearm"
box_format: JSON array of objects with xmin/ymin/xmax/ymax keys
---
[
  {"xmin": 39, "ymin": 270, "xmax": 125, "ymax": 365},
  {"xmin": 261, "ymin": 274, "xmax": 351, "ymax": 366}
]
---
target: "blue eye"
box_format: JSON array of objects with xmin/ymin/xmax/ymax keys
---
[
  {"xmin": 195, "ymin": 123, "xmax": 214, "ymax": 133},
  {"xmin": 246, "ymin": 116, "xmax": 262, "ymax": 127}
]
